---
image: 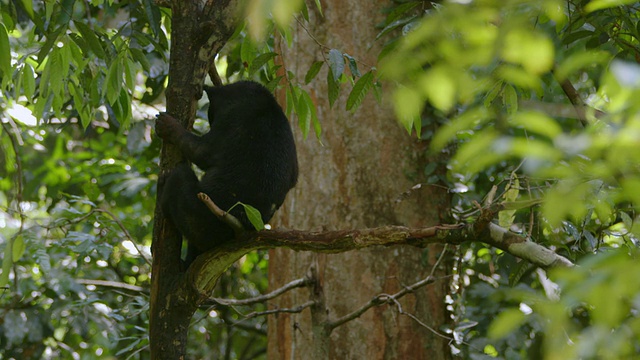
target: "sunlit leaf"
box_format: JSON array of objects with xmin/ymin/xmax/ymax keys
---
[
  {"xmin": 585, "ymin": 0, "xmax": 637, "ymax": 12},
  {"xmin": 393, "ymin": 86, "xmax": 422, "ymax": 133},
  {"xmin": 488, "ymin": 308, "xmax": 526, "ymax": 339},
  {"xmin": 502, "ymin": 30, "xmax": 554, "ymax": 74},
  {"xmin": 509, "ymin": 111, "xmax": 562, "ymax": 139},
  {"xmin": 241, "ymin": 203, "xmax": 265, "ymax": 230},
  {"xmin": 420, "ymin": 66, "xmax": 456, "ymax": 112}
]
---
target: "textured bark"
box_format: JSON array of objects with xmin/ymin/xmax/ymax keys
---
[
  {"xmin": 268, "ymin": 1, "xmax": 453, "ymax": 359},
  {"xmin": 149, "ymin": 1, "xmax": 239, "ymax": 358}
]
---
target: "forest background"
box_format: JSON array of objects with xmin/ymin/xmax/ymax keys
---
[{"xmin": 1, "ymin": 0, "xmax": 640, "ymax": 359}]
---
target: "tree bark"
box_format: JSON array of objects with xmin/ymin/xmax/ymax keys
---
[
  {"xmin": 268, "ymin": 1, "xmax": 453, "ymax": 359},
  {"xmin": 149, "ymin": 1, "xmax": 239, "ymax": 358}
]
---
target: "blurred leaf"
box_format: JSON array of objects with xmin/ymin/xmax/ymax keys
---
[
  {"xmin": 420, "ymin": 66, "xmax": 456, "ymax": 112},
  {"xmin": 585, "ymin": 0, "xmax": 637, "ymax": 12},
  {"xmin": 488, "ymin": 308, "xmax": 526, "ymax": 339},
  {"xmin": 0, "ymin": 238, "xmax": 12, "ymax": 288},
  {"xmin": 12, "ymin": 234, "xmax": 25, "ymax": 261},
  {"xmin": 0, "ymin": 23, "xmax": 11, "ymax": 79},
  {"xmin": 509, "ymin": 111, "xmax": 561, "ymax": 139},
  {"xmin": 502, "ymin": 30, "xmax": 554, "ymax": 74},
  {"xmin": 502, "ymin": 84, "xmax": 518, "ymax": 115},
  {"xmin": 499, "ymin": 176, "xmax": 519, "ymax": 228},
  {"xmin": 393, "ymin": 86, "xmax": 422, "ymax": 133},
  {"xmin": 555, "ymin": 51, "xmax": 611, "ymax": 80}
]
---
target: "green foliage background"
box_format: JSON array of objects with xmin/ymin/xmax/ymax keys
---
[{"xmin": 1, "ymin": 0, "xmax": 640, "ymax": 359}]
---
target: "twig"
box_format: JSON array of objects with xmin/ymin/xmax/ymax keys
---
[
  {"xmin": 243, "ymin": 300, "xmax": 315, "ymax": 319},
  {"xmin": 328, "ymin": 245, "xmax": 449, "ymax": 330},
  {"xmin": 76, "ymin": 279, "xmax": 146, "ymax": 292},
  {"xmin": 386, "ymin": 295, "xmax": 452, "ymax": 341},
  {"xmin": 94, "ymin": 208, "xmax": 152, "ymax": 267},
  {"xmin": 211, "ymin": 277, "xmax": 311, "ymax": 306},
  {"xmin": 198, "ymin": 192, "xmax": 245, "ymax": 236}
]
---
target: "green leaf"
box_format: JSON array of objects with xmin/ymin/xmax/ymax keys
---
[
  {"xmin": 313, "ymin": 0, "xmax": 323, "ymax": 16},
  {"xmin": 393, "ymin": 86, "xmax": 422, "ymax": 133},
  {"xmin": 19, "ymin": 0, "xmax": 34, "ymax": 19},
  {"xmin": 305, "ymin": 61, "xmax": 324, "ymax": 84},
  {"xmin": 299, "ymin": 89, "xmax": 320, "ymax": 140},
  {"xmin": 249, "ymin": 52, "xmax": 277, "ymax": 75},
  {"xmin": 620, "ymin": 211, "xmax": 633, "ymax": 231},
  {"xmin": 585, "ymin": 0, "xmax": 637, "ymax": 12},
  {"xmin": 502, "ymin": 84, "xmax": 518, "ymax": 115},
  {"xmin": 483, "ymin": 81, "xmax": 503, "ymax": 108},
  {"xmin": 129, "ymin": 48, "xmax": 151, "ymax": 72},
  {"xmin": 240, "ymin": 35, "xmax": 257, "ymax": 66},
  {"xmin": 0, "ymin": 237, "xmax": 14, "ymax": 288},
  {"xmin": 294, "ymin": 86, "xmax": 311, "ymax": 138},
  {"xmin": 75, "ymin": 22, "xmax": 106, "ymax": 59},
  {"xmin": 555, "ymin": 51, "xmax": 611, "ymax": 81},
  {"xmin": 0, "ymin": 23, "xmax": 11, "ymax": 79},
  {"xmin": 376, "ymin": 15, "xmax": 417, "ymax": 40},
  {"xmin": 327, "ymin": 70, "xmax": 340, "ymax": 108},
  {"xmin": 241, "ymin": 203, "xmax": 265, "ymax": 230},
  {"xmin": 143, "ymin": 0, "xmax": 162, "ymax": 37},
  {"xmin": 47, "ymin": 48, "xmax": 64, "ymax": 97},
  {"xmin": 561, "ymin": 30, "xmax": 593, "ymax": 45},
  {"xmin": 12, "ymin": 235, "xmax": 25, "ymax": 261},
  {"xmin": 453, "ymin": 130, "xmax": 503, "ymax": 173},
  {"xmin": 420, "ymin": 66, "xmax": 456, "ymax": 111},
  {"xmin": 509, "ymin": 111, "xmax": 561, "ymax": 138},
  {"xmin": 488, "ymin": 308, "xmax": 526, "ymax": 339},
  {"xmin": 499, "ymin": 176, "xmax": 519, "ymax": 228},
  {"xmin": 104, "ymin": 57, "xmax": 123, "ymax": 104},
  {"xmin": 328, "ymin": 49, "xmax": 344, "ymax": 81},
  {"xmin": 346, "ymin": 71, "xmax": 374, "ymax": 111},
  {"xmin": 345, "ymin": 54, "xmax": 360, "ymax": 78},
  {"xmin": 502, "ymin": 30, "xmax": 554, "ymax": 74}
]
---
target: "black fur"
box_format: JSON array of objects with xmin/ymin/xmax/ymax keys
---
[{"xmin": 156, "ymin": 81, "xmax": 298, "ymax": 264}]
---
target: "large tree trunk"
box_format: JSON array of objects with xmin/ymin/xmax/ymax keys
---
[{"xmin": 268, "ymin": 1, "xmax": 452, "ymax": 359}]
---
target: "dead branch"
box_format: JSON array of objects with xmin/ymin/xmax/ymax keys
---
[
  {"xmin": 329, "ymin": 245, "xmax": 449, "ymax": 330},
  {"xmin": 76, "ymin": 279, "xmax": 146, "ymax": 292},
  {"xmin": 211, "ymin": 277, "xmax": 310, "ymax": 306},
  {"xmin": 243, "ymin": 301, "xmax": 316, "ymax": 319}
]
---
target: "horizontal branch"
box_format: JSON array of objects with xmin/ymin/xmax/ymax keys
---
[
  {"xmin": 187, "ymin": 190, "xmax": 573, "ymax": 299},
  {"xmin": 189, "ymin": 221, "xmax": 573, "ymax": 299}
]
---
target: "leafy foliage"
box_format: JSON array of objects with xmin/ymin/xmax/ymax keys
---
[
  {"xmin": 377, "ymin": 0, "xmax": 640, "ymax": 358},
  {"xmin": 2, "ymin": 0, "xmax": 640, "ymax": 358}
]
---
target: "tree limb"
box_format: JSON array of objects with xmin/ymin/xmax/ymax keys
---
[{"xmin": 187, "ymin": 220, "xmax": 573, "ymax": 299}]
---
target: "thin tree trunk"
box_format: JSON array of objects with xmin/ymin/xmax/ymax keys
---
[{"xmin": 268, "ymin": 1, "xmax": 452, "ymax": 359}]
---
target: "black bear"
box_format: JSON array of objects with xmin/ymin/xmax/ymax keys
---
[{"xmin": 156, "ymin": 81, "xmax": 298, "ymax": 264}]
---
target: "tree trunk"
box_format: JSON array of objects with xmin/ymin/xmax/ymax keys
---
[{"xmin": 268, "ymin": 1, "xmax": 452, "ymax": 359}]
